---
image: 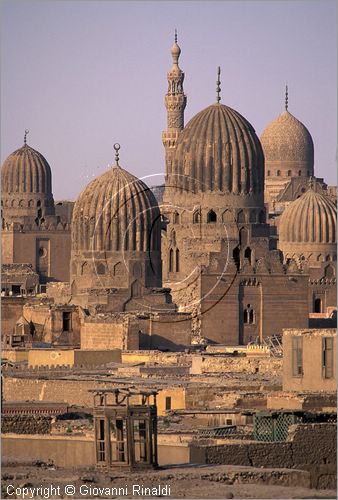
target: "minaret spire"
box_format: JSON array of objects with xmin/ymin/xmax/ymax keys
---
[
  {"xmin": 285, "ymin": 84, "xmax": 288, "ymax": 111},
  {"xmin": 216, "ymin": 67, "xmax": 221, "ymax": 103},
  {"xmin": 162, "ymin": 32, "xmax": 187, "ymax": 188}
]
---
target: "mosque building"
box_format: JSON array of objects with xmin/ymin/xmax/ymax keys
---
[{"xmin": 1, "ymin": 35, "xmax": 336, "ymax": 349}]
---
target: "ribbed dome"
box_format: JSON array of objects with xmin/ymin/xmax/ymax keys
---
[
  {"xmin": 1, "ymin": 144, "xmax": 53, "ymax": 195},
  {"xmin": 169, "ymin": 103, "xmax": 264, "ymax": 200},
  {"xmin": 279, "ymin": 189, "xmax": 336, "ymax": 244},
  {"xmin": 260, "ymin": 111, "xmax": 314, "ymax": 177},
  {"xmin": 71, "ymin": 165, "xmax": 161, "ymax": 252}
]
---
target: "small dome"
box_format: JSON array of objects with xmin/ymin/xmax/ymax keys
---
[
  {"xmin": 169, "ymin": 103, "xmax": 264, "ymax": 205},
  {"xmin": 260, "ymin": 110, "xmax": 314, "ymax": 177},
  {"xmin": 71, "ymin": 165, "xmax": 161, "ymax": 253},
  {"xmin": 279, "ymin": 189, "xmax": 336, "ymax": 244},
  {"xmin": 1, "ymin": 144, "xmax": 53, "ymax": 195},
  {"xmin": 1, "ymin": 143, "xmax": 54, "ymax": 220}
]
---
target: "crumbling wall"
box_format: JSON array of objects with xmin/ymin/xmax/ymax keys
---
[
  {"xmin": 202, "ymin": 423, "xmax": 337, "ymax": 489},
  {"xmin": 2, "ymin": 415, "xmax": 51, "ymax": 434}
]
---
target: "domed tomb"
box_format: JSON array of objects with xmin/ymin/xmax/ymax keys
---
[
  {"xmin": 165, "ymin": 102, "xmax": 265, "ymax": 209},
  {"xmin": 1, "ymin": 138, "xmax": 55, "ymax": 221},
  {"xmin": 261, "ymin": 110, "xmax": 314, "ymax": 179},
  {"xmin": 278, "ymin": 188, "xmax": 337, "ymax": 262},
  {"xmin": 71, "ymin": 148, "xmax": 162, "ymax": 292}
]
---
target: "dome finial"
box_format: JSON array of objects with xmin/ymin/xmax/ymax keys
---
[
  {"xmin": 285, "ymin": 84, "xmax": 288, "ymax": 111},
  {"xmin": 24, "ymin": 129, "xmax": 29, "ymax": 145},
  {"xmin": 216, "ymin": 67, "xmax": 221, "ymax": 103},
  {"xmin": 308, "ymin": 176, "xmax": 314, "ymax": 190},
  {"xmin": 174, "ymin": 28, "xmax": 177, "ymax": 44},
  {"xmin": 114, "ymin": 143, "xmax": 121, "ymax": 167}
]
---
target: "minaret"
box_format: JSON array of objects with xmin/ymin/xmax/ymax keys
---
[{"xmin": 162, "ymin": 30, "xmax": 187, "ymax": 186}]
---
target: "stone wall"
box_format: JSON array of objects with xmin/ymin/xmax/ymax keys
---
[
  {"xmin": 2, "ymin": 415, "xmax": 51, "ymax": 434},
  {"xmin": 1, "ymin": 297, "xmax": 26, "ymax": 337},
  {"xmin": 200, "ymin": 423, "xmax": 337, "ymax": 489}
]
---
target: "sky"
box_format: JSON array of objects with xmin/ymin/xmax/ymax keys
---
[{"xmin": 1, "ymin": 0, "xmax": 337, "ymax": 200}]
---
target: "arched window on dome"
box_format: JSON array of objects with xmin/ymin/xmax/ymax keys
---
[
  {"xmin": 237, "ymin": 210, "xmax": 246, "ymax": 223},
  {"xmin": 287, "ymin": 170, "xmax": 292, "ymax": 177},
  {"xmin": 193, "ymin": 210, "xmax": 201, "ymax": 224},
  {"xmin": 325, "ymin": 265, "xmax": 335, "ymax": 279},
  {"xmin": 222, "ymin": 210, "xmax": 233, "ymax": 223},
  {"xmin": 176, "ymin": 248, "xmax": 180, "ymax": 272},
  {"xmin": 96, "ymin": 263, "xmax": 106, "ymax": 275},
  {"xmin": 169, "ymin": 249, "xmax": 174, "ymax": 273},
  {"xmin": 207, "ymin": 210, "xmax": 217, "ymax": 223},
  {"xmin": 114, "ymin": 262, "xmax": 125, "ymax": 276},
  {"xmin": 276, "ymin": 170, "xmax": 281, "ymax": 177}
]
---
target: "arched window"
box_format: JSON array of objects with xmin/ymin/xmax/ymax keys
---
[
  {"xmin": 207, "ymin": 210, "xmax": 217, "ymax": 223},
  {"xmin": 237, "ymin": 210, "xmax": 245, "ymax": 223},
  {"xmin": 325, "ymin": 265, "xmax": 335, "ymax": 279},
  {"xmin": 37, "ymin": 200, "xmax": 41, "ymax": 207},
  {"xmin": 325, "ymin": 255, "xmax": 331, "ymax": 262},
  {"xmin": 287, "ymin": 170, "xmax": 292, "ymax": 176},
  {"xmin": 96, "ymin": 263, "xmax": 105, "ymax": 275},
  {"xmin": 233, "ymin": 247, "xmax": 240, "ymax": 271},
  {"xmin": 244, "ymin": 247, "xmax": 252, "ymax": 264},
  {"xmin": 276, "ymin": 170, "xmax": 281, "ymax": 177},
  {"xmin": 267, "ymin": 170, "xmax": 270, "ymax": 177},
  {"xmin": 193, "ymin": 211, "xmax": 201, "ymax": 223},
  {"xmin": 173, "ymin": 212, "xmax": 180, "ymax": 224},
  {"xmin": 314, "ymin": 298, "xmax": 322, "ymax": 313},
  {"xmin": 175, "ymin": 248, "xmax": 180, "ymax": 272},
  {"xmin": 244, "ymin": 304, "xmax": 255, "ymax": 324},
  {"xmin": 169, "ymin": 249, "xmax": 174, "ymax": 272},
  {"xmin": 298, "ymin": 170, "xmax": 302, "ymax": 176},
  {"xmin": 114, "ymin": 262, "xmax": 125, "ymax": 276}
]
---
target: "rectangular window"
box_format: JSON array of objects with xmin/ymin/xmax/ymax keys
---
[
  {"xmin": 62, "ymin": 312, "xmax": 71, "ymax": 332},
  {"xmin": 292, "ymin": 336, "xmax": 303, "ymax": 377},
  {"xmin": 165, "ymin": 396, "xmax": 172, "ymax": 411},
  {"xmin": 322, "ymin": 337, "xmax": 334, "ymax": 379}
]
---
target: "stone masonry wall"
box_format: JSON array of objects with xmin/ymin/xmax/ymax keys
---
[{"xmin": 2, "ymin": 415, "xmax": 51, "ymax": 434}]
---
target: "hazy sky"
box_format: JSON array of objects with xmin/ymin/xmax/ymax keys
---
[{"xmin": 1, "ymin": 0, "xmax": 337, "ymax": 200}]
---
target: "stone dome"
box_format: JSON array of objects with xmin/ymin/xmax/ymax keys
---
[
  {"xmin": 260, "ymin": 110, "xmax": 314, "ymax": 178},
  {"xmin": 168, "ymin": 103, "xmax": 264, "ymax": 206},
  {"xmin": 71, "ymin": 165, "xmax": 161, "ymax": 253},
  {"xmin": 1, "ymin": 143, "xmax": 55, "ymax": 219},
  {"xmin": 279, "ymin": 189, "xmax": 336, "ymax": 244}
]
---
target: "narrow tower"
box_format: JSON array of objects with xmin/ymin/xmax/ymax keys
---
[{"xmin": 162, "ymin": 31, "xmax": 187, "ymax": 186}]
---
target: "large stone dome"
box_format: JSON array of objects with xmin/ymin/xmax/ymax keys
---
[
  {"xmin": 1, "ymin": 143, "xmax": 55, "ymax": 220},
  {"xmin": 167, "ymin": 103, "xmax": 264, "ymax": 207},
  {"xmin": 279, "ymin": 189, "xmax": 336, "ymax": 244},
  {"xmin": 71, "ymin": 161, "xmax": 162, "ymax": 291},
  {"xmin": 260, "ymin": 110, "xmax": 314, "ymax": 178},
  {"xmin": 72, "ymin": 166, "xmax": 160, "ymax": 253},
  {"xmin": 279, "ymin": 189, "xmax": 336, "ymax": 262}
]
